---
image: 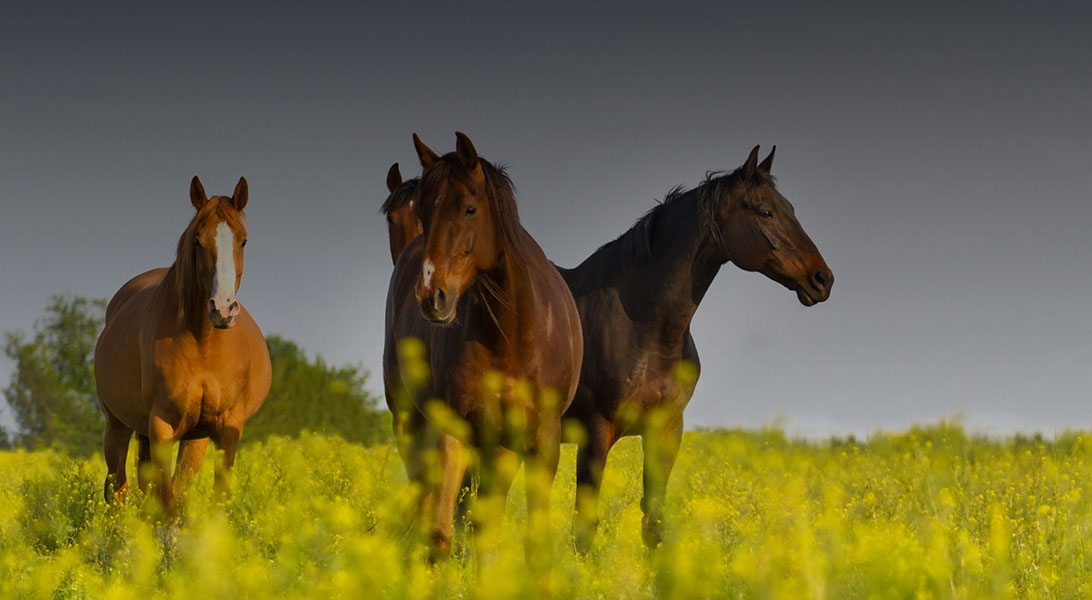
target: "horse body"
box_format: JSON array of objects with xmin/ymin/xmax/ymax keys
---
[
  {"xmin": 383, "ymin": 132, "xmax": 581, "ymax": 559},
  {"xmin": 561, "ymin": 146, "xmax": 833, "ymax": 549},
  {"xmin": 95, "ymin": 177, "xmax": 270, "ymax": 506},
  {"xmin": 98, "ymin": 269, "xmax": 268, "ymax": 433},
  {"xmin": 559, "ymin": 197, "xmax": 714, "ymax": 435},
  {"xmin": 388, "ymin": 233, "xmax": 579, "ymax": 439}
]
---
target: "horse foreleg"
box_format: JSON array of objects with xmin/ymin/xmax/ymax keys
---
[
  {"xmin": 573, "ymin": 415, "xmax": 613, "ymax": 553},
  {"xmin": 136, "ymin": 435, "xmax": 153, "ymax": 492},
  {"xmin": 641, "ymin": 414, "xmax": 683, "ymax": 548},
  {"xmin": 103, "ymin": 416, "xmax": 133, "ymax": 503},
  {"xmin": 148, "ymin": 412, "xmax": 178, "ymax": 510},
  {"xmin": 524, "ymin": 424, "xmax": 562, "ymax": 571},
  {"xmin": 429, "ymin": 432, "xmax": 467, "ymax": 560},
  {"xmin": 213, "ymin": 425, "xmax": 242, "ymax": 501},
  {"xmin": 173, "ymin": 437, "xmax": 209, "ymax": 499},
  {"xmin": 472, "ymin": 445, "xmax": 520, "ymax": 567}
]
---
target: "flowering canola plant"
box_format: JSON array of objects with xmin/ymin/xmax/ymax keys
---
[{"xmin": 1, "ymin": 424, "xmax": 1089, "ymax": 599}]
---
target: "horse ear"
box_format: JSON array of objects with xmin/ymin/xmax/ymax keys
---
[
  {"xmin": 413, "ymin": 133, "xmax": 439, "ymax": 168},
  {"xmin": 454, "ymin": 131, "xmax": 480, "ymax": 171},
  {"xmin": 190, "ymin": 176, "xmax": 207, "ymax": 209},
  {"xmin": 758, "ymin": 145, "xmax": 775, "ymax": 174},
  {"xmin": 743, "ymin": 145, "xmax": 761, "ymax": 179},
  {"xmin": 232, "ymin": 177, "xmax": 248, "ymax": 210},
  {"xmin": 387, "ymin": 163, "xmax": 402, "ymax": 193}
]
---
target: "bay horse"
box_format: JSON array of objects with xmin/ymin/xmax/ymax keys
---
[
  {"xmin": 94, "ymin": 176, "xmax": 272, "ymax": 508},
  {"xmin": 381, "ymin": 162, "xmax": 422, "ymax": 265},
  {"xmin": 560, "ymin": 145, "xmax": 833, "ymax": 550},
  {"xmin": 383, "ymin": 132, "xmax": 582, "ymax": 560}
]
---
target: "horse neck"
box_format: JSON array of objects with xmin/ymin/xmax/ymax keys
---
[
  {"xmin": 628, "ymin": 191, "xmax": 725, "ymax": 344},
  {"xmin": 473, "ymin": 227, "xmax": 545, "ymax": 342}
]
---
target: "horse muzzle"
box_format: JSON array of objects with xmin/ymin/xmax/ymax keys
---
[
  {"xmin": 797, "ymin": 268, "xmax": 833, "ymax": 306},
  {"xmin": 417, "ymin": 286, "xmax": 457, "ymax": 324},
  {"xmin": 208, "ymin": 298, "xmax": 241, "ymax": 329}
]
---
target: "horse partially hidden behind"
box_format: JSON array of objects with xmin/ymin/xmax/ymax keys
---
[
  {"xmin": 383, "ymin": 132, "xmax": 582, "ymax": 560},
  {"xmin": 94, "ymin": 176, "xmax": 271, "ymax": 508},
  {"xmin": 560, "ymin": 146, "xmax": 833, "ymax": 550},
  {"xmin": 381, "ymin": 163, "xmax": 421, "ymax": 265}
]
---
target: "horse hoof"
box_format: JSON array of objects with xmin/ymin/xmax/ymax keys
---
[{"xmin": 641, "ymin": 519, "xmax": 664, "ymax": 548}]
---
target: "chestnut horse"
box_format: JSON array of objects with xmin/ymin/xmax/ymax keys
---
[
  {"xmin": 381, "ymin": 163, "xmax": 422, "ymax": 265},
  {"xmin": 560, "ymin": 146, "xmax": 833, "ymax": 549},
  {"xmin": 94, "ymin": 176, "xmax": 271, "ymax": 507},
  {"xmin": 383, "ymin": 132, "xmax": 582, "ymax": 559}
]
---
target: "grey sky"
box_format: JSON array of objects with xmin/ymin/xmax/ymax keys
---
[{"xmin": 2, "ymin": 2, "xmax": 1090, "ymax": 436}]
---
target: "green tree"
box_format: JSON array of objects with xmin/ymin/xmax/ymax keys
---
[
  {"xmin": 2, "ymin": 295, "xmax": 106, "ymax": 455},
  {"xmin": 244, "ymin": 335, "xmax": 390, "ymax": 446}
]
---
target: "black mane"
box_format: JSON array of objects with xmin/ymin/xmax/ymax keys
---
[{"xmin": 596, "ymin": 166, "xmax": 775, "ymax": 262}]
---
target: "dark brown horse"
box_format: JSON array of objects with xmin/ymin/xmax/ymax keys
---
[
  {"xmin": 381, "ymin": 163, "xmax": 422, "ymax": 265},
  {"xmin": 94, "ymin": 177, "xmax": 272, "ymax": 508},
  {"xmin": 383, "ymin": 132, "xmax": 582, "ymax": 559},
  {"xmin": 560, "ymin": 146, "xmax": 833, "ymax": 549}
]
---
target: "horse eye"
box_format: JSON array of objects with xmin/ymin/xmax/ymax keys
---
[
  {"xmin": 241, "ymin": 240, "xmax": 248, "ymax": 248},
  {"xmin": 465, "ymin": 205, "xmax": 477, "ymax": 217},
  {"xmin": 759, "ymin": 210, "xmax": 774, "ymax": 219}
]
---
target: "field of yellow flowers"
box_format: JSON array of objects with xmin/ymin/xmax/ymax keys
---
[{"xmin": 1, "ymin": 424, "xmax": 1089, "ymax": 599}]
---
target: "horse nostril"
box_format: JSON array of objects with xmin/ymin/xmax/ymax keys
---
[
  {"xmin": 228, "ymin": 301, "xmax": 239, "ymax": 314},
  {"xmin": 433, "ymin": 288, "xmax": 446, "ymax": 309},
  {"xmin": 811, "ymin": 270, "xmax": 830, "ymax": 291}
]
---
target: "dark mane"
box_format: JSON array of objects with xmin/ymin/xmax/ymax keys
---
[
  {"xmin": 380, "ymin": 178, "xmax": 419, "ymax": 221},
  {"xmin": 480, "ymin": 160, "xmax": 524, "ymax": 255},
  {"xmin": 172, "ymin": 197, "xmax": 247, "ymax": 324},
  {"xmin": 596, "ymin": 166, "xmax": 776, "ymax": 262}
]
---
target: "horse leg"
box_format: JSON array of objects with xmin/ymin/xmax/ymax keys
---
[
  {"xmin": 524, "ymin": 422, "xmax": 562, "ymax": 570},
  {"xmin": 641, "ymin": 414, "xmax": 683, "ymax": 547},
  {"xmin": 102, "ymin": 414, "xmax": 133, "ymax": 502},
  {"xmin": 397, "ymin": 409, "xmax": 438, "ymax": 548},
  {"xmin": 136, "ymin": 434, "xmax": 152, "ymax": 492},
  {"xmin": 465, "ymin": 443, "xmax": 518, "ymax": 573},
  {"xmin": 213, "ymin": 425, "xmax": 242, "ymax": 500},
  {"xmin": 573, "ymin": 414, "xmax": 613, "ymax": 553},
  {"xmin": 148, "ymin": 411, "xmax": 178, "ymax": 510},
  {"xmin": 429, "ymin": 432, "xmax": 467, "ymax": 560},
  {"xmin": 173, "ymin": 438, "xmax": 209, "ymax": 499}
]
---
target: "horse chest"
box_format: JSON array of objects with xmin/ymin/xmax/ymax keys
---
[{"xmin": 150, "ymin": 339, "xmax": 250, "ymax": 419}]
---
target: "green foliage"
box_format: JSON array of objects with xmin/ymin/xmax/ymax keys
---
[
  {"xmin": 2, "ymin": 295, "xmax": 106, "ymax": 456},
  {"xmin": 244, "ymin": 335, "xmax": 390, "ymax": 446},
  {"xmin": 2, "ymin": 426, "xmax": 1091, "ymax": 598},
  {"xmin": 2, "ymin": 296, "xmax": 388, "ymax": 454}
]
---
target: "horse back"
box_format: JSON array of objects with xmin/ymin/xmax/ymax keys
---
[{"xmin": 104, "ymin": 267, "xmax": 169, "ymax": 322}]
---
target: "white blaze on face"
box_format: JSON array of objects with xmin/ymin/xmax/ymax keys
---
[
  {"xmin": 422, "ymin": 258, "xmax": 435, "ymax": 290},
  {"xmin": 210, "ymin": 222, "xmax": 237, "ymax": 313}
]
